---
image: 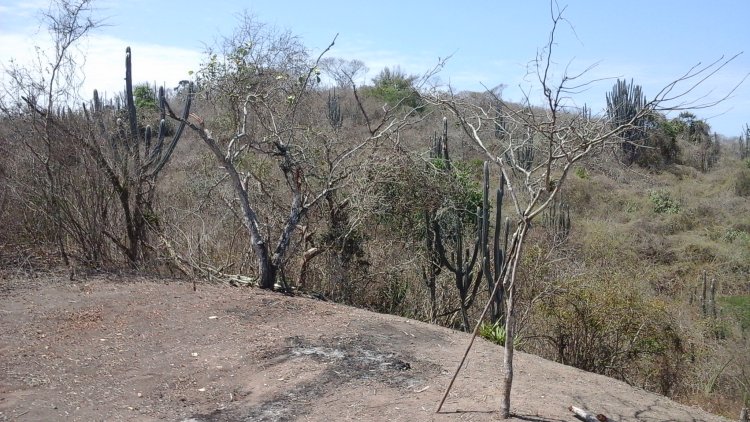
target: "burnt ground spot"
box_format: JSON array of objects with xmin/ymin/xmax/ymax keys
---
[{"xmin": 186, "ymin": 334, "xmax": 436, "ymax": 421}]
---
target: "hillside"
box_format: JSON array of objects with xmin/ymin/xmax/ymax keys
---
[
  {"xmin": 0, "ymin": 274, "xmax": 731, "ymax": 421},
  {"xmin": 1, "ymin": 10, "xmax": 749, "ymax": 417}
]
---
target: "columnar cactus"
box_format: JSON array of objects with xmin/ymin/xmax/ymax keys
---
[
  {"xmin": 327, "ymin": 88, "xmax": 342, "ymax": 129},
  {"xmin": 425, "ymin": 117, "xmax": 509, "ymax": 329},
  {"xmin": 81, "ymin": 47, "xmax": 193, "ymax": 264},
  {"xmin": 740, "ymin": 124, "xmax": 750, "ymax": 159},
  {"xmin": 481, "ymin": 161, "xmax": 508, "ymax": 323},
  {"xmin": 606, "ymin": 79, "xmax": 648, "ymax": 165},
  {"xmin": 700, "ymin": 270, "xmax": 717, "ymax": 319},
  {"xmin": 543, "ymin": 193, "xmax": 571, "ymax": 243}
]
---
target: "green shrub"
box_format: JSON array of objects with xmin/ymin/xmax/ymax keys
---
[
  {"xmin": 479, "ymin": 320, "xmax": 507, "ymax": 346},
  {"xmin": 721, "ymin": 228, "xmax": 750, "ymax": 244},
  {"xmin": 367, "ymin": 66, "xmax": 423, "ymax": 110},
  {"xmin": 479, "ymin": 321, "xmax": 523, "ymax": 347},
  {"xmin": 133, "ymin": 84, "xmax": 158, "ymax": 110},
  {"xmin": 649, "ymin": 190, "xmax": 681, "ymax": 214},
  {"xmin": 719, "ymin": 295, "xmax": 750, "ymax": 331}
]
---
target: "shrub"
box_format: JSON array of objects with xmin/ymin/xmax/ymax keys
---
[
  {"xmin": 719, "ymin": 295, "xmax": 750, "ymax": 331},
  {"xmin": 479, "ymin": 320, "xmax": 507, "ymax": 346},
  {"xmin": 532, "ymin": 274, "xmax": 687, "ymax": 395},
  {"xmin": 133, "ymin": 84, "xmax": 158, "ymax": 110},
  {"xmin": 479, "ymin": 320, "xmax": 524, "ymax": 347},
  {"xmin": 735, "ymin": 169, "xmax": 750, "ymax": 197},
  {"xmin": 367, "ymin": 66, "xmax": 423, "ymax": 110},
  {"xmin": 634, "ymin": 118, "xmax": 681, "ymax": 169},
  {"xmin": 649, "ymin": 190, "xmax": 681, "ymax": 214}
]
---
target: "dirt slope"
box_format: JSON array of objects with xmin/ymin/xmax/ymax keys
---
[{"xmin": 0, "ymin": 274, "xmax": 728, "ymax": 421}]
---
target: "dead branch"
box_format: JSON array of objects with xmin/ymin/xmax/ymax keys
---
[{"xmin": 569, "ymin": 405, "xmax": 609, "ymax": 422}]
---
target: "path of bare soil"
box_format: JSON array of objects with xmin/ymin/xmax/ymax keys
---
[{"xmin": 0, "ymin": 273, "xmax": 729, "ymax": 421}]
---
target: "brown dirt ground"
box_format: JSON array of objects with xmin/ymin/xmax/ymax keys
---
[{"xmin": 0, "ymin": 273, "xmax": 730, "ymax": 421}]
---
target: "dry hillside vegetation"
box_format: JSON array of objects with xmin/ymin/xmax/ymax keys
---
[{"xmin": 1, "ymin": 1, "xmax": 749, "ymax": 419}]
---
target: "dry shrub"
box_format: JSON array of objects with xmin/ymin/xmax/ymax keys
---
[
  {"xmin": 735, "ymin": 168, "xmax": 750, "ymax": 197},
  {"xmin": 575, "ymin": 220, "xmax": 638, "ymax": 267},
  {"xmin": 679, "ymin": 317, "xmax": 750, "ymax": 419},
  {"xmin": 527, "ymin": 271, "xmax": 688, "ymax": 395},
  {"xmin": 632, "ymin": 230, "xmax": 677, "ymax": 265},
  {"xmin": 665, "ymin": 163, "xmax": 701, "ymax": 180},
  {"xmin": 679, "ymin": 238, "xmax": 719, "ymax": 264}
]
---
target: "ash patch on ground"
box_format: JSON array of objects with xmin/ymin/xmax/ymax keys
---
[
  {"xmin": 187, "ymin": 335, "xmax": 431, "ymax": 422},
  {"xmin": 287, "ymin": 335, "xmax": 412, "ymax": 374}
]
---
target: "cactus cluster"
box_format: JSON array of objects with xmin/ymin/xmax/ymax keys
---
[
  {"xmin": 606, "ymin": 79, "xmax": 648, "ymax": 165},
  {"xmin": 740, "ymin": 124, "xmax": 750, "ymax": 159},
  {"xmin": 543, "ymin": 194, "xmax": 571, "ymax": 243},
  {"xmin": 517, "ymin": 144, "xmax": 534, "ymax": 172},
  {"xmin": 424, "ymin": 117, "xmax": 508, "ymax": 329},
  {"xmin": 326, "ymin": 88, "xmax": 342, "ymax": 129},
  {"xmin": 700, "ymin": 270, "xmax": 718, "ymax": 319},
  {"xmin": 79, "ymin": 47, "xmax": 194, "ymax": 263},
  {"xmin": 86, "ymin": 48, "xmax": 194, "ymax": 178},
  {"xmin": 504, "ymin": 127, "xmax": 534, "ymax": 174}
]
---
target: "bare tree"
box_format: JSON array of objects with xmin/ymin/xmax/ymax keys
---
[
  {"xmin": 16, "ymin": 47, "xmax": 193, "ymax": 266},
  {"xmin": 170, "ymin": 14, "xmax": 430, "ymax": 289},
  {"xmin": 319, "ymin": 57, "xmax": 369, "ymax": 88},
  {"xmin": 430, "ymin": 4, "xmax": 742, "ymax": 418},
  {"xmin": 2, "ymin": 1, "xmax": 197, "ymax": 268},
  {"xmin": 1, "ymin": 0, "xmax": 103, "ymax": 265}
]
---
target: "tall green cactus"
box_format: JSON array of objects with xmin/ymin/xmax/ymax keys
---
[
  {"xmin": 327, "ymin": 88, "xmax": 343, "ymax": 129},
  {"xmin": 424, "ymin": 117, "xmax": 508, "ymax": 329},
  {"xmin": 480, "ymin": 161, "xmax": 508, "ymax": 323},
  {"xmin": 606, "ymin": 79, "xmax": 648, "ymax": 165},
  {"xmin": 543, "ymin": 193, "xmax": 571, "ymax": 243}
]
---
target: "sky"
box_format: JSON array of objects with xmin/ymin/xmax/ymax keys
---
[{"xmin": 0, "ymin": 0, "xmax": 748, "ymax": 136}]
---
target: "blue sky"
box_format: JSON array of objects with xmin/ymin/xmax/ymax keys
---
[{"xmin": 1, "ymin": 0, "xmax": 748, "ymax": 136}]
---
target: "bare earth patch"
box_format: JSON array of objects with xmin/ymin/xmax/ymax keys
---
[{"xmin": 0, "ymin": 274, "xmax": 728, "ymax": 421}]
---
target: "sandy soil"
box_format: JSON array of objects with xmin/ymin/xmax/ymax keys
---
[{"xmin": 0, "ymin": 273, "xmax": 729, "ymax": 421}]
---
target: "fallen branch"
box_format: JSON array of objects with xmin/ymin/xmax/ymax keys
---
[
  {"xmin": 569, "ymin": 405, "xmax": 609, "ymax": 422},
  {"xmin": 157, "ymin": 232, "xmax": 256, "ymax": 288}
]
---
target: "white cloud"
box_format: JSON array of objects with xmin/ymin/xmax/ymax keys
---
[
  {"xmin": 81, "ymin": 35, "xmax": 202, "ymax": 97},
  {"xmin": 0, "ymin": 0, "xmax": 47, "ymax": 23},
  {"xmin": 0, "ymin": 30, "xmax": 202, "ymax": 103}
]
